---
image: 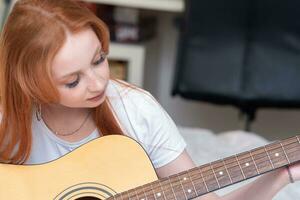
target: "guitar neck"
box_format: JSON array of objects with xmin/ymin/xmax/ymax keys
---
[{"xmin": 111, "ymin": 135, "xmax": 300, "ymax": 200}]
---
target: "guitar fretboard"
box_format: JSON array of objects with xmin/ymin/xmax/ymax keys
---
[{"xmin": 110, "ymin": 135, "xmax": 300, "ymax": 200}]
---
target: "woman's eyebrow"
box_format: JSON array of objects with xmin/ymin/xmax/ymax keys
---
[{"xmin": 60, "ymin": 46, "xmax": 101, "ymax": 79}]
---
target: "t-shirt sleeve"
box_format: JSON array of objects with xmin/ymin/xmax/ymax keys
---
[
  {"xmin": 119, "ymin": 88, "xmax": 187, "ymax": 169},
  {"xmin": 145, "ymin": 103, "xmax": 187, "ymax": 168}
]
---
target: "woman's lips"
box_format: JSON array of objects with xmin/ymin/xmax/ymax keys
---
[{"xmin": 87, "ymin": 92, "xmax": 104, "ymax": 101}]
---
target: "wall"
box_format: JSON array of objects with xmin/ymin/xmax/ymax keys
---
[{"xmin": 143, "ymin": 12, "xmax": 300, "ymax": 140}]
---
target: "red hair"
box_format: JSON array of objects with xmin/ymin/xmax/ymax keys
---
[{"xmin": 0, "ymin": 0, "xmax": 124, "ymax": 164}]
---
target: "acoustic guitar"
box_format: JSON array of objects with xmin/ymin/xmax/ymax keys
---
[{"xmin": 0, "ymin": 134, "xmax": 299, "ymax": 199}]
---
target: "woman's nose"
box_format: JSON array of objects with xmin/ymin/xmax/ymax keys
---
[{"xmin": 86, "ymin": 70, "xmax": 104, "ymax": 92}]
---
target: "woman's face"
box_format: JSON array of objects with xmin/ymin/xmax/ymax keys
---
[{"xmin": 51, "ymin": 28, "xmax": 110, "ymax": 108}]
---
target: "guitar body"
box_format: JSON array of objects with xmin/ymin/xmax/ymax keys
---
[
  {"xmin": 1, "ymin": 133, "xmax": 299, "ymax": 200},
  {"xmin": 0, "ymin": 135, "xmax": 158, "ymax": 199}
]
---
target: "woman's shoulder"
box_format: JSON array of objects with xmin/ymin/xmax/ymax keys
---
[
  {"xmin": 107, "ymin": 79, "xmax": 163, "ymax": 118},
  {"xmin": 108, "ymin": 79, "xmax": 157, "ymax": 105}
]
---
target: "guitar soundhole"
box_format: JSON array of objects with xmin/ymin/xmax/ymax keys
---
[{"xmin": 55, "ymin": 183, "xmax": 115, "ymax": 200}]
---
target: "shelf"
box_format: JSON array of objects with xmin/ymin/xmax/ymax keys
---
[
  {"xmin": 83, "ymin": 0, "xmax": 184, "ymax": 12},
  {"xmin": 108, "ymin": 42, "xmax": 145, "ymax": 87}
]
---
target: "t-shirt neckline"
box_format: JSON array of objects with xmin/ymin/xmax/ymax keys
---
[{"xmin": 36, "ymin": 115, "xmax": 99, "ymax": 147}]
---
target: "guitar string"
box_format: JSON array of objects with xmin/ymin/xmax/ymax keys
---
[
  {"xmin": 189, "ymin": 147, "xmax": 300, "ymax": 187},
  {"xmin": 123, "ymin": 147, "xmax": 300, "ymax": 200},
  {"xmin": 147, "ymin": 148, "xmax": 300, "ymax": 199},
  {"xmin": 113, "ymin": 145, "xmax": 299, "ymax": 200},
  {"xmin": 118, "ymin": 153, "xmax": 300, "ymax": 200},
  {"xmin": 185, "ymin": 137, "xmax": 299, "ymax": 180},
  {"xmin": 110, "ymin": 138, "xmax": 300, "ymax": 200},
  {"xmin": 168, "ymin": 141, "xmax": 300, "ymax": 191},
  {"xmin": 192, "ymin": 139, "xmax": 300, "ymax": 179},
  {"xmin": 117, "ymin": 145, "xmax": 300, "ymax": 200},
  {"xmin": 112, "ymin": 138, "xmax": 300, "ymax": 199},
  {"xmin": 154, "ymin": 139, "xmax": 299, "ymax": 187},
  {"xmin": 111, "ymin": 139, "xmax": 300, "ymax": 199}
]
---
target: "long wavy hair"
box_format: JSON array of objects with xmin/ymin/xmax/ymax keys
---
[{"xmin": 0, "ymin": 0, "xmax": 125, "ymax": 164}]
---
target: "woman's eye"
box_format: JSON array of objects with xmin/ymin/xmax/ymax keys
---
[
  {"xmin": 93, "ymin": 53, "xmax": 107, "ymax": 66},
  {"xmin": 65, "ymin": 77, "xmax": 80, "ymax": 88}
]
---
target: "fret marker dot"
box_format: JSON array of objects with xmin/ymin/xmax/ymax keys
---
[
  {"xmin": 156, "ymin": 193, "xmax": 161, "ymax": 197},
  {"xmin": 141, "ymin": 199, "xmax": 145, "ymax": 200},
  {"xmin": 187, "ymin": 189, "xmax": 192, "ymax": 193},
  {"xmin": 275, "ymin": 153, "xmax": 279, "ymax": 157},
  {"xmin": 245, "ymin": 163, "xmax": 250, "ymax": 167},
  {"xmin": 219, "ymin": 171, "xmax": 223, "ymax": 175},
  {"xmin": 183, "ymin": 177, "xmax": 187, "ymax": 181}
]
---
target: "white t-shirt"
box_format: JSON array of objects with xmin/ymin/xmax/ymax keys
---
[{"xmin": 25, "ymin": 80, "xmax": 186, "ymax": 168}]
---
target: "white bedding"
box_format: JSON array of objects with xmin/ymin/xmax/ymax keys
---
[{"xmin": 178, "ymin": 126, "xmax": 300, "ymax": 199}]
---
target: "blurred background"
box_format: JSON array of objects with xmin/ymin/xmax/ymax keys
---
[{"xmin": 2, "ymin": 0, "xmax": 300, "ymax": 141}]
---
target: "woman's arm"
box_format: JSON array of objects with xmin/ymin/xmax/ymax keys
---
[
  {"xmin": 156, "ymin": 150, "xmax": 298, "ymax": 200},
  {"xmin": 222, "ymin": 163, "xmax": 300, "ymax": 200}
]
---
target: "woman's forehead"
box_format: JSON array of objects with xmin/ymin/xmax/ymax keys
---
[{"xmin": 51, "ymin": 28, "xmax": 101, "ymax": 79}]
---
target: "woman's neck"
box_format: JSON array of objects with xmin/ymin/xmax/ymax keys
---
[
  {"xmin": 42, "ymin": 104, "xmax": 91, "ymax": 121},
  {"xmin": 40, "ymin": 104, "xmax": 96, "ymax": 141}
]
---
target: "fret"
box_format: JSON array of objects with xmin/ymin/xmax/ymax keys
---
[
  {"xmin": 264, "ymin": 146, "xmax": 275, "ymax": 169},
  {"xmin": 177, "ymin": 171, "xmax": 197, "ymax": 199},
  {"xmin": 236, "ymin": 152, "xmax": 258, "ymax": 178},
  {"xmin": 158, "ymin": 178, "xmax": 176, "ymax": 200},
  {"xmin": 265, "ymin": 142, "xmax": 289, "ymax": 168},
  {"xmin": 224, "ymin": 156, "xmax": 244, "ymax": 183},
  {"xmin": 135, "ymin": 185, "xmax": 147, "ymax": 200},
  {"xmin": 142, "ymin": 182, "xmax": 156, "ymax": 200},
  {"xmin": 281, "ymin": 137, "xmax": 300, "ymax": 163},
  {"xmin": 133, "ymin": 189, "xmax": 139, "ymax": 200},
  {"xmin": 168, "ymin": 174, "xmax": 186, "ymax": 199},
  {"xmin": 127, "ymin": 189, "xmax": 139, "ymax": 200},
  {"xmin": 187, "ymin": 169, "xmax": 199, "ymax": 196},
  {"xmin": 297, "ymin": 136, "xmax": 300, "ymax": 144},
  {"xmin": 120, "ymin": 192, "xmax": 128, "ymax": 200},
  {"xmin": 211, "ymin": 160, "xmax": 231, "ymax": 187},
  {"xmin": 222, "ymin": 159, "xmax": 233, "ymax": 184},
  {"xmin": 122, "ymin": 190, "xmax": 130, "ymax": 200},
  {"xmin": 178, "ymin": 175, "xmax": 188, "ymax": 200},
  {"xmin": 168, "ymin": 178, "xmax": 178, "ymax": 200},
  {"xmin": 249, "ymin": 151, "xmax": 260, "ymax": 174},
  {"xmin": 135, "ymin": 186, "xmax": 146, "ymax": 200},
  {"xmin": 151, "ymin": 182, "xmax": 164, "ymax": 200},
  {"xmin": 200, "ymin": 164, "xmax": 219, "ymax": 191},
  {"xmin": 280, "ymin": 142, "xmax": 290, "ymax": 164},
  {"xmin": 188, "ymin": 167, "xmax": 209, "ymax": 195},
  {"xmin": 128, "ymin": 190, "xmax": 137, "ymax": 200},
  {"xmin": 158, "ymin": 181, "xmax": 167, "ymax": 200},
  {"xmin": 251, "ymin": 147, "xmax": 273, "ymax": 173},
  {"xmin": 235, "ymin": 155, "xmax": 246, "ymax": 179},
  {"xmin": 210, "ymin": 163, "xmax": 220, "ymax": 188},
  {"xmin": 198, "ymin": 167, "xmax": 209, "ymax": 193}
]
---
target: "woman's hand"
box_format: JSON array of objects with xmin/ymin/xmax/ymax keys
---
[{"xmin": 288, "ymin": 161, "xmax": 300, "ymax": 183}]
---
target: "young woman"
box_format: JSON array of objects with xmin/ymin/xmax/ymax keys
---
[{"xmin": 0, "ymin": 0, "xmax": 299, "ymax": 199}]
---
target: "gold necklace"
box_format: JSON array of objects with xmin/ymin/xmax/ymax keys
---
[{"xmin": 37, "ymin": 106, "xmax": 92, "ymax": 136}]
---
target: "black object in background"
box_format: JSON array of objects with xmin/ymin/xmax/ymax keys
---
[
  {"xmin": 172, "ymin": 0, "xmax": 300, "ymax": 130},
  {"xmin": 1, "ymin": 0, "xmax": 11, "ymax": 28}
]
